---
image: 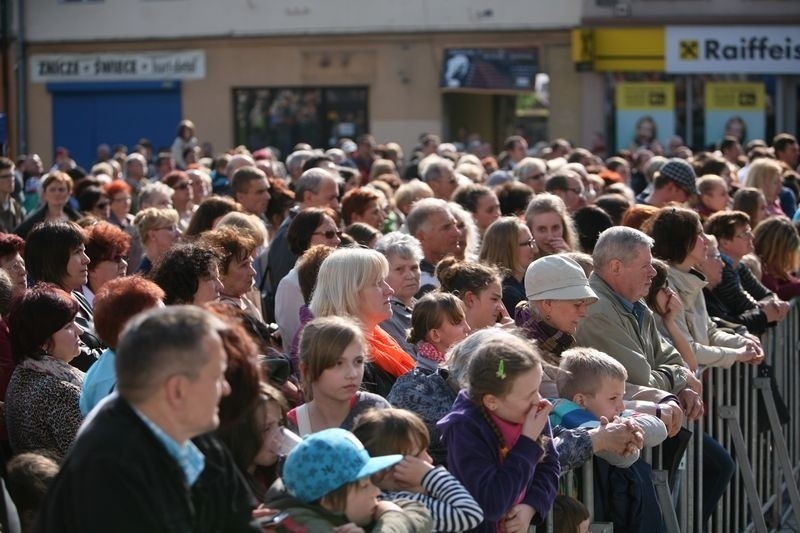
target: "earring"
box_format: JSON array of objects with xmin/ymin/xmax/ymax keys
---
[{"xmin": 545, "ymin": 313, "xmax": 551, "ymax": 321}]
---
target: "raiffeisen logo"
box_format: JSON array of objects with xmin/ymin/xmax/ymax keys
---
[
  {"xmin": 666, "ymin": 26, "xmax": 800, "ymax": 74},
  {"xmin": 703, "ymin": 36, "xmax": 800, "ymax": 61}
]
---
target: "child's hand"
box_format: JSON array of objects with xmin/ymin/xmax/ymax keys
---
[
  {"xmin": 392, "ymin": 456, "xmax": 434, "ymax": 492},
  {"xmin": 332, "ymin": 524, "xmax": 365, "ymax": 533},
  {"xmin": 373, "ymin": 500, "xmax": 403, "ymax": 519},
  {"xmin": 501, "ymin": 503, "xmax": 535, "ymax": 532},
  {"xmin": 521, "ymin": 399, "xmax": 552, "ymax": 441}
]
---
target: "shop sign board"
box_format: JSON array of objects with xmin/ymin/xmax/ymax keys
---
[
  {"xmin": 31, "ymin": 50, "xmax": 206, "ymax": 83},
  {"xmin": 666, "ymin": 26, "xmax": 800, "ymax": 74}
]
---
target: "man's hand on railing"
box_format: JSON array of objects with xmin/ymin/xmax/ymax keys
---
[
  {"xmin": 677, "ymin": 388, "xmax": 704, "ymax": 421},
  {"xmin": 684, "ymin": 371, "xmax": 703, "ymax": 395},
  {"xmin": 760, "ymin": 297, "xmax": 789, "ymax": 322},
  {"xmin": 658, "ymin": 401, "xmax": 684, "ymax": 437}
]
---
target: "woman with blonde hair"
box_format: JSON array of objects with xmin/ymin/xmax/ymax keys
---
[
  {"xmin": 745, "ymin": 158, "xmax": 786, "ymax": 218},
  {"xmin": 692, "ymin": 175, "xmax": 729, "ymax": 221},
  {"xmin": 524, "ymin": 193, "xmax": 577, "ymax": 258},
  {"xmin": 478, "ymin": 216, "xmax": 538, "ymax": 313},
  {"xmin": 309, "ymin": 247, "xmax": 415, "ymax": 397},
  {"xmin": 753, "ymin": 217, "xmax": 800, "ymax": 300},
  {"xmin": 132, "ymin": 207, "xmax": 181, "ymax": 274}
]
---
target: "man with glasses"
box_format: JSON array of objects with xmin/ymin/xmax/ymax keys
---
[
  {"xmin": 421, "ymin": 156, "xmax": 459, "ymax": 201},
  {"xmin": 0, "ymin": 157, "xmax": 24, "ymax": 232},
  {"xmin": 514, "ymin": 157, "xmax": 548, "ymax": 194},
  {"xmin": 704, "ymin": 210, "xmax": 789, "ymax": 330},
  {"xmin": 544, "ymin": 169, "xmax": 586, "ymax": 213},
  {"xmin": 264, "ymin": 167, "xmax": 342, "ymax": 322}
]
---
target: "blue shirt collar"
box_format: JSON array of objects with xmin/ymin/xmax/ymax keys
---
[
  {"xmin": 134, "ymin": 409, "xmax": 205, "ymax": 486},
  {"xmin": 613, "ymin": 293, "xmax": 646, "ymax": 330}
]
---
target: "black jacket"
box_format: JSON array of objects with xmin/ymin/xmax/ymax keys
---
[{"xmin": 36, "ymin": 396, "xmax": 258, "ymax": 533}]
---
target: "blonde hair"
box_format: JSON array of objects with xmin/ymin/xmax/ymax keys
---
[
  {"xmin": 557, "ymin": 347, "xmax": 627, "ymax": 400},
  {"xmin": 745, "ymin": 159, "xmax": 782, "ymax": 192},
  {"xmin": 309, "ymin": 247, "xmax": 389, "ymax": 319},
  {"xmin": 394, "ymin": 180, "xmax": 433, "ymax": 215},
  {"xmin": 215, "ymin": 211, "xmax": 268, "ymax": 246},
  {"xmin": 133, "ymin": 208, "xmax": 180, "ymax": 245},
  {"xmin": 478, "ymin": 216, "xmax": 527, "ymax": 276},
  {"xmin": 524, "ymin": 193, "xmax": 577, "ymax": 253},
  {"xmin": 753, "ymin": 217, "xmax": 800, "ymax": 280},
  {"xmin": 298, "ymin": 316, "xmax": 365, "ymax": 400}
]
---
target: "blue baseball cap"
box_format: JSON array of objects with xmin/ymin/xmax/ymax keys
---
[{"xmin": 282, "ymin": 428, "xmax": 403, "ymax": 503}]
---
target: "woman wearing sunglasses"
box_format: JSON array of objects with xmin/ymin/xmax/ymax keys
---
[
  {"xmin": 82, "ymin": 221, "xmax": 131, "ymax": 305},
  {"xmin": 275, "ymin": 208, "xmax": 342, "ymax": 354}
]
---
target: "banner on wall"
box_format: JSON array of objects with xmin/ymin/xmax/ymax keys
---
[
  {"xmin": 615, "ymin": 82, "xmax": 675, "ymax": 153},
  {"xmin": 440, "ymin": 48, "xmax": 538, "ymax": 91},
  {"xmin": 704, "ymin": 82, "xmax": 765, "ymax": 147},
  {"xmin": 30, "ymin": 50, "xmax": 206, "ymax": 83}
]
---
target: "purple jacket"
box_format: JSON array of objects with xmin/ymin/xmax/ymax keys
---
[{"xmin": 437, "ymin": 391, "xmax": 560, "ymax": 532}]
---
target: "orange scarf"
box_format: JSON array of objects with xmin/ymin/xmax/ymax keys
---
[{"xmin": 366, "ymin": 326, "xmax": 416, "ymax": 378}]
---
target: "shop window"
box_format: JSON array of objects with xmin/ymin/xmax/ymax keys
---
[{"xmin": 233, "ymin": 86, "xmax": 368, "ymax": 157}]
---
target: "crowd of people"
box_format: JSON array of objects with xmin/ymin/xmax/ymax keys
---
[{"xmin": 0, "ymin": 125, "xmax": 796, "ymax": 532}]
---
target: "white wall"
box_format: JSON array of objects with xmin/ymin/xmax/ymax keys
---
[{"xmin": 24, "ymin": 0, "xmax": 581, "ymax": 42}]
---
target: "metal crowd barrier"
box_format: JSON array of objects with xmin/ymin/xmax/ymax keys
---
[{"xmin": 557, "ymin": 300, "xmax": 800, "ymax": 532}]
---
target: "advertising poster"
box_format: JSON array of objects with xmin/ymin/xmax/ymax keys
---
[
  {"xmin": 704, "ymin": 82, "xmax": 765, "ymax": 146},
  {"xmin": 440, "ymin": 48, "xmax": 538, "ymax": 91},
  {"xmin": 615, "ymin": 82, "xmax": 675, "ymax": 153}
]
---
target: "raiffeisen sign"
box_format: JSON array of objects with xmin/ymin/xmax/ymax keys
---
[{"xmin": 666, "ymin": 26, "xmax": 800, "ymax": 74}]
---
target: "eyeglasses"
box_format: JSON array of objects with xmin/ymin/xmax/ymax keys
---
[
  {"xmin": 112, "ymin": 255, "xmax": 128, "ymax": 264},
  {"xmin": 518, "ymin": 238, "xmax": 536, "ymax": 248},
  {"xmin": 735, "ymin": 230, "xmax": 754, "ymax": 240},
  {"xmin": 524, "ymin": 172, "xmax": 544, "ymax": 182},
  {"xmin": 313, "ymin": 230, "xmax": 343, "ymax": 240},
  {"xmin": 174, "ymin": 183, "xmax": 190, "ymax": 190}
]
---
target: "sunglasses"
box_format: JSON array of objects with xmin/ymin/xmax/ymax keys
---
[
  {"xmin": 313, "ymin": 230, "xmax": 343, "ymax": 239},
  {"xmin": 95, "ymin": 202, "xmax": 110, "ymax": 209},
  {"xmin": 518, "ymin": 238, "xmax": 536, "ymax": 248}
]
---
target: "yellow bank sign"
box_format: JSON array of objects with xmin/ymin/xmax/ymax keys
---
[{"xmin": 666, "ymin": 26, "xmax": 800, "ymax": 74}]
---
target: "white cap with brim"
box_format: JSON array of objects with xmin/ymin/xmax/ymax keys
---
[{"xmin": 525, "ymin": 255, "xmax": 598, "ymax": 303}]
